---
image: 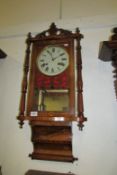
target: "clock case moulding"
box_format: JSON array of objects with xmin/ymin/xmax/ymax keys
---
[{"xmin": 18, "ymin": 23, "xmax": 87, "ymax": 162}]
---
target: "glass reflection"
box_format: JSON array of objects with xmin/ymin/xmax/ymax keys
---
[{"xmin": 38, "ymin": 89, "xmax": 69, "ymax": 112}]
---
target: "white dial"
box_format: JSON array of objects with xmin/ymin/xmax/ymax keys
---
[{"xmin": 37, "ymin": 46, "xmax": 69, "ymax": 76}]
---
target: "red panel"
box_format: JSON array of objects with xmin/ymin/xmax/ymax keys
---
[{"xmin": 35, "ymin": 71, "xmax": 69, "ymax": 89}]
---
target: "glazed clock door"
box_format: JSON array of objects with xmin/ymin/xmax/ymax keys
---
[
  {"xmin": 27, "ymin": 40, "xmax": 75, "ymax": 122},
  {"xmin": 36, "ymin": 45, "xmax": 70, "ymax": 113}
]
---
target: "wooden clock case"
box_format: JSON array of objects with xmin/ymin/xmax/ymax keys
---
[
  {"xmin": 99, "ymin": 27, "xmax": 117, "ymax": 99},
  {"xmin": 18, "ymin": 23, "xmax": 87, "ymax": 162}
]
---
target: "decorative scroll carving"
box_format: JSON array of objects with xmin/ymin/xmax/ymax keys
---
[
  {"xmin": 112, "ymin": 55, "xmax": 117, "ymax": 99},
  {"xmin": 111, "ymin": 28, "xmax": 117, "ymax": 99},
  {"xmin": 35, "ymin": 23, "xmax": 73, "ymax": 40}
]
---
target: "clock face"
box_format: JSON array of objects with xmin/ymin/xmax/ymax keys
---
[{"xmin": 37, "ymin": 45, "xmax": 69, "ymax": 76}]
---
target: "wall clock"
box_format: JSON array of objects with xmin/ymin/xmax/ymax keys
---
[
  {"xmin": 99, "ymin": 27, "xmax": 117, "ymax": 99},
  {"xmin": 18, "ymin": 23, "xmax": 87, "ymax": 162}
]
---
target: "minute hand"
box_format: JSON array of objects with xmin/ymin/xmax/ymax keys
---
[{"xmin": 52, "ymin": 54, "xmax": 64, "ymax": 61}]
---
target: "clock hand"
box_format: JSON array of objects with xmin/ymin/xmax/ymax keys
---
[
  {"xmin": 52, "ymin": 53, "xmax": 66, "ymax": 61},
  {"xmin": 52, "ymin": 55, "xmax": 61, "ymax": 61},
  {"xmin": 46, "ymin": 50, "xmax": 57, "ymax": 61}
]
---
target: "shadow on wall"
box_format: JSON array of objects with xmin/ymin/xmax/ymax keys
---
[{"xmin": 0, "ymin": 49, "xmax": 7, "ymax": 59}]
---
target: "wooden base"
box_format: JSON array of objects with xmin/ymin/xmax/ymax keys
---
[
  {"xmin": 29, "ymin": 152, "xmax": 77, "ymax": 162},
  {"xmin": 29, "ymin": 121, "xmax": 77, "ymax": 162}
]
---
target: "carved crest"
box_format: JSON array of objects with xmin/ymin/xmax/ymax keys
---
[{"xmin": 34, "ymin": 22, "xmax": 82, "ymax": 40}]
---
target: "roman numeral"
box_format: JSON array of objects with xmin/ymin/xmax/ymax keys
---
[
  {"xmin": 40, "ymin": 59, "xmax": 44, "ymax": 62},
  {"xmin": 61, "ymin": 58, "xmax": 67, "ymax": 61},
  {"xmin": 52, "ymin": 47, "xmax": 55, "ymax": 52},
  {"xmin": 47, "ymin": 50, "xmax": 52, "ymax": 56},
  {"xmin": 59, "ymin": 53, "xmax": 65, "ymax": 57},
  {"xmin": 51, "ymin": 68, "xmax": 54, "ymax": 73},
  {"xmin": 58, "ymin": 62, "xmax": 65, "ymax": 66},
  {"xmin": 41, "ymin": 63, "xmax": 48, "ymax": 67},
  {"xmin": 45, "ymin": 67, "xmax": 49, "ymax": 72}
]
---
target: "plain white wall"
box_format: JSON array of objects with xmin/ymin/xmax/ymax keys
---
[
  {"xmin": 0, "ymin": 0, "xmax": 117, "ymax": 175},
  {"xmin": 0, "ymin": 0, "xmax": 117, "ymax": 28}
]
